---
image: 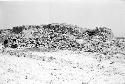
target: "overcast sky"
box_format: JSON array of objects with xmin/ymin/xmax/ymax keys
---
[{"xmin": 0, "ymin": 0, "xmax": 125, "ymax": 37}]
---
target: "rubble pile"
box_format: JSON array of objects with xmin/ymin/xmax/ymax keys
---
[
  {"xmin": 0, "ymin": 23, "xmax": 125, "ymax": 84},
  {"xmin": 0, "ymin": 23, "xmax": 124, "ymax": 55}
]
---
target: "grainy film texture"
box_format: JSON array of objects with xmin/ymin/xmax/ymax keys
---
[{"xmin": 0, "ymin": 0, "xmax": 125, "ymax": 84}]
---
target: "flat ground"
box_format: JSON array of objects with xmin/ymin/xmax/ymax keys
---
[{"xmin": 0, "ymin": 48, "xmax": 125, "ymax": 84}]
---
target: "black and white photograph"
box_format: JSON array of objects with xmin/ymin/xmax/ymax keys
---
[{"xmin": 0, "ymin": 0, "xmax": 125, "ymax": 84}]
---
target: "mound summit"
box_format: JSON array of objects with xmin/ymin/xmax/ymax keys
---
[{"xmin": 0, "ymin": 23, "xmax": 124, "ymax": 55}]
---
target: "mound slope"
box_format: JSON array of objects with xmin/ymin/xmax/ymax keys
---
[{"xmin": 0, "ymin": 23, "xmax": 125, "ymax": 84}]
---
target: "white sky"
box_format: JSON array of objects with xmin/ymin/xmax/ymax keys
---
[{"xmin": 0, "ymin": 0, "xmax": 125, "ymax": 37}]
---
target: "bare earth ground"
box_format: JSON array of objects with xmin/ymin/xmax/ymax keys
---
[{"xmin": 0, "ymin": 47, "xmax": 125, "ymax": 84}]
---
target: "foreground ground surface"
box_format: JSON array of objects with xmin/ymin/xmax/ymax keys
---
[{"xmin": 0, "ymin": 48, "xmax": 125, "ymax": 84}]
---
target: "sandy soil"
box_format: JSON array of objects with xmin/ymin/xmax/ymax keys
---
[{"xmin": 0, "ymin": 48, "xmax": 125, "ymax": 84}]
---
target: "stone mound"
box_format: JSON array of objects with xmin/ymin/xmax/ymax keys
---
[{"xmin": 0, "ymin": 23, "xmax": 124, "ymax": 55}]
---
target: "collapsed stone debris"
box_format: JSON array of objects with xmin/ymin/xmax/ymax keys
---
[
  {"xmin": 0, "ymin": 23, "xmax": 125, "ymax": 84},
  {"xmin": 0, "ymin": 23, "xmax": 124, "ymax": 56}
]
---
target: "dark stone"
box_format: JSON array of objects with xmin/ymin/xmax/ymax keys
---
[
  {"xmin": 3, "ymin": 39, "xmax": 8, "ymax": 47},
  {"xmin": 12, "ymin": 26, "xmax": 24, "ymax": 34},
  {"xmin": 4, "ymin": 39, "xmax": 8, "ymax": 44},
  {"xmin": 12, "ymin": 39, "xmax": 16, "ymax": 42},
  {"xmin": 86, "ymin": 30, "xmax": 98, "ymax": 36},
  {"xmin": 11, "ymin": 44, "xmax": 18, "ymax": 48}
]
